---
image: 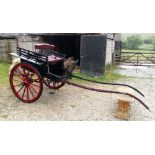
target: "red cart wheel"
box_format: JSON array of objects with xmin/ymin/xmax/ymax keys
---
[
  {"xmin": 10, "ymin": 63, "xmax": 43, "ymax": 103},
  {"xmin": 43, "ymin": 77, "xmax": 65, "ymax": 89}
]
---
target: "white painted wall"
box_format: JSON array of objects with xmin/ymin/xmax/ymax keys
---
[
  {"xmin": 105, "ymin": 39, "xmax": 115, "ymax": 64},
  {"xmin": 17, "ymin": 35, "xmax": 42, "ymax": 52}
]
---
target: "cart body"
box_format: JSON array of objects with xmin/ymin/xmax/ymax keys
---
[{"xmin": 9, "ymin": 43, "xmax": 77, "ymax": 103}]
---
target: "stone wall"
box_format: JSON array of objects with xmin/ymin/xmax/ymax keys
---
[{"xmin": 0, "ymin": 39, "xmax": 17, "ymax": 61}]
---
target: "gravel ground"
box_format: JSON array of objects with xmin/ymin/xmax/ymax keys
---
[{"xmin": 0, "ymin": 66, "xmax": 155, "ymax": 121}]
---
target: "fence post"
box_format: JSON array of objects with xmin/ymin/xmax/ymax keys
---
[
  {"xmin": 136, "ymin": 53, "xmax": 139, "ymax": 66},
  {"xmin": 112, "ymin": 53, "xmax": 116, "ymax": 65}
]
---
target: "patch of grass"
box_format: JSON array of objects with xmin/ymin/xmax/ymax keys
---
[
  {"xmin": 122, "ymin": 49, "xmax": 155, "ymax": 53},
  {"xmin": 0, "ymin": 62, "xmax": 10, "ymax": 85},
  {"xmin": 72, "ymin": 65, "xmax": 124, "ymax": 83},
  {"xmin": 0, "ymin": 62, "xmax": 123, "ymax": 86},
  {"xmin": 139, "ymin": 43, "xmax": 154, "ymax": 50}
]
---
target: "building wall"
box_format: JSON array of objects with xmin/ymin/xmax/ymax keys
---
[
  {"xmin": 114, "ymin": 33, "xmax": 122, "ymax": 53},
  {"xmin": 0, "ymin": 35, "xmax": 43, "ymax": 61},
  {"xmin": 0, "ymin": 39, "xmax": 16, "ymax": 61},
  {"xmin": 17, "ymin": 35, "xmax": 42, "ymax": 52},
  {"xmin": 105, "ymin": 38, "xmax": 115, "ymax": 64},
  {"xmin": 114, "ymin": 33, "xmax": 122, "ymax": 41}
]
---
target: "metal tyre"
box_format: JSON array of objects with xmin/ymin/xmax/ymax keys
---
[{"xmin": 10, "ymin": 63, "xmax": 43, "ymax": 103}]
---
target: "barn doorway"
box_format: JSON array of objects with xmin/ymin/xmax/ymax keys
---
[
  {"xmin": 30, "ymin": 33, "xmax": 107, "ymax": 76},
  {"xmin": 41, "ymin": 34, "xmax": 81, "ymax": 65}
]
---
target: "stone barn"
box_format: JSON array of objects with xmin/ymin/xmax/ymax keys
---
[
  {"xmin": 26, "ymin": 33, "xmax": 116, "ymax": 76},
  {"xmin": 0, "ymin": 33, "xmax": 119, "ymax": 76}
]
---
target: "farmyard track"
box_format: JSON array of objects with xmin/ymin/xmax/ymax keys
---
[{"xmin": 0, "ymin": 76, "xmax": 154, "ymax": 120}]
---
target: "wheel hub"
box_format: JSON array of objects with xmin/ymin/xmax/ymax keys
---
[{"xmin": 23, "ymin": 77, "xmax": 32, "ymax": 86}]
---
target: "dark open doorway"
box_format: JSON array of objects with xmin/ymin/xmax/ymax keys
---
[{"xmin": 41, "ymin": 34, "xmax": 81, "ymax": 65}]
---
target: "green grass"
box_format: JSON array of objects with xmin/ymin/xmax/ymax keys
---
[
  {"xmin": 139, "ymin": 44, "xmax": 154, "ymax": 50},
  {"xmin": 122, "ymin": 49, "xmax": 155, "ymax": 53},
  {"xmin": 0, "ymin": 62, "xmax": 10, "ymax": 85},
  {"xmin": 72, "ymin": 65, "xmax": 124, "ymax": 83},
  {"xmin": 122, "ymin": 43, "xmax": 155, "ymax": 53},
  {"xmin": 0, "ymin": 63, "xmax": 123, "ymax": 86}
]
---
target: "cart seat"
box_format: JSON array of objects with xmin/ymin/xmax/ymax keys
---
[
  {"xmin": 48, "ymin": 55, "xmax": 64, "ymax": 64},
  {"xmin": 35, "ymin": 43, "xmax": 55, "ymax": 50}
]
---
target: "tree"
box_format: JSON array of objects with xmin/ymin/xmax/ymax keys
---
[
  {"xmin": 148, "ymin": 36, "xmax": 155, "ymax": 50},
  {"xmin": 144, "ymin": 39, "xmax": 152, "ymax": 44},
  {"xmin": 122, "ymin": 41, "xmax": 127, "ymax": 49},
  {"xmin": 151, "ymin": 37, "xmax": 155, "ymax": 50},
  {"xmin": 126, "ymin": 35, "xmax": 143, "ymax": 50}
]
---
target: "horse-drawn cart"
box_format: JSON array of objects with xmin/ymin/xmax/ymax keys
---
[{"xmin": 9, "ymin": 43, "xmax": 150, "ymax": 112}]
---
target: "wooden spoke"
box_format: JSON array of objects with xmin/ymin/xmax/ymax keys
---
[{"xmin": 42, "ymin": 77, "xmax": 65, "ymax": 89}]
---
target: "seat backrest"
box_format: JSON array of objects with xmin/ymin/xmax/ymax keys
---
[{"xmin": 35, "ymin": 43, "xmax": 55, "ymax": 50}]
